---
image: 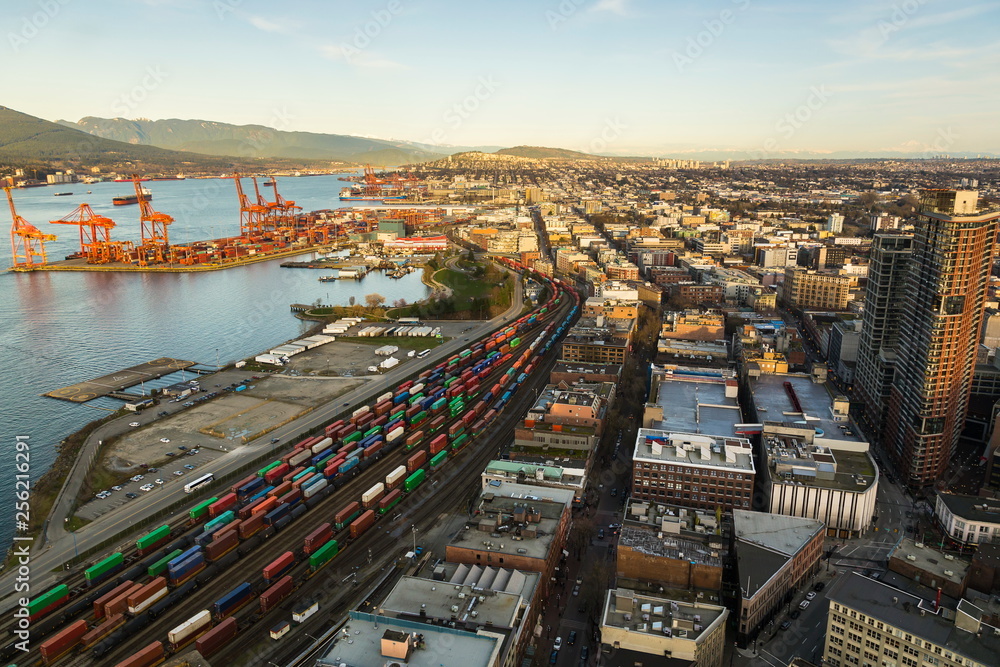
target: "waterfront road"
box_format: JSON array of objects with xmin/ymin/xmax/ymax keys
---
[{"xmin": 2, "ymin": 275, "xmax": 523, "ymax": 602}]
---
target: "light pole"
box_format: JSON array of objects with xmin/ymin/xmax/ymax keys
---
[
  {"xmin": 65, "ymin": 518, "xmax": 78, "ymax": 558},
  {"xmin": 411, "ymin": 525, "xmax": 418, "ymax": 554}
]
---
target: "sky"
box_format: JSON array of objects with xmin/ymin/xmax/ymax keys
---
[{"xmin": 5, "ymin": 0, "xmax": 1000, "ymax": 157}]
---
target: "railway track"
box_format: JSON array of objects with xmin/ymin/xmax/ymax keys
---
[{"xmin": 12, "ymin": 266, "xmax": 576, "ymax": 666}]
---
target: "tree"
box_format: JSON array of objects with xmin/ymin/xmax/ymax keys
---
[
  {"xmin": 393, "ymin": 298, "xmax": 408, "ymax": 309},
  {"xmin": 467, "ymin": 248, "xmax": 475, "ymax": 262},
  {"xmin": 349, "ymin": 295, "xmax": 356, "ymax": 307},
  {"xmin": 858, "ymin": 191, "xmax": 879, "ymax": 209},
  {"xmin": 365, "ymin": 293, "xmax": 386, "ymax": 309}
]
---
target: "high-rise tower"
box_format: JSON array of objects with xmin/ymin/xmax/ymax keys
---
[{"xmin": 882, "ymin": 190, "xmax": 1000, "ymax": 490}]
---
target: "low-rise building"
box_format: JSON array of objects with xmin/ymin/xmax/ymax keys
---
[
  {"xmin": 779, "ymin": 267, "xmax": 853, "ymax": 310},
  {"xmin": 549, "ymin": 361, "xmax": 622, "ymax": 385},
  {"xmin": 934, "ymin": 493, "xmax": 1000, "ymax": 546},
  {"xmin": 481, "ymin": 460, "xmax": 586, "ymax": 502},
  {"xmin": 887, "ymin": 538, "xmax": 969, "ymax": 600},
  {"xmin": 661, "ymin": 310, "xmax": 725, "ymax": 342},
  {"xmin": 823, "ymin": 572, "xmax": 1000, "ymax": 667},
  {"xmin": 599, "ymin": 588, "xmax": 728, "ymax": 667},
  {"xmin": 733, "ymin": 510, "xmax": 825, "ymax": 646}
]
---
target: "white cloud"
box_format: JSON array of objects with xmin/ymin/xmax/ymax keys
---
[
  {"xmin": 589, "ymin": 0, "xmax": 630, "ymax": 15},
  {"xmin": 248, "ymin": 15, "xmax": 298, "ymax": 34},
  {"xmin": 319, "ymin": 43, "xmax": 407, "ymax": 70}
]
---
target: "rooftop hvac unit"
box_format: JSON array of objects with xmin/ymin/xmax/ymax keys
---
[
  {"xmin": 944, "ymin": 570, "xmax": 954, "ymax": 577},
  {"xmin": 944, "ymin": 554, "xmax": 954, "ymax": 561},
  {"xmin": 450, "ymin": 605, "xmax": 459, "ymax": 613},
  {"xmin": 915, "ymin": 542, "xmax": 924, "ymax": 548},
  {"xmin": 906, "ymin": 555, "xmax": 917, "ymax": 561}
]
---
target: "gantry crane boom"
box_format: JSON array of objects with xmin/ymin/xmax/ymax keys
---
[
  {"xmin": 6, "ymin": 186, "xmax": 56, "ymax": 268},
  {"xmin": 134, "ymin": 174, "xmax": 172, "ymax": 264},
  {"xmin": 233, "ymin": 173, "xmax": 267, "ymax": 236},
  {"xmin": 268, "ymin": 177, "xmax": 302, "ymax": 229},
  {"xmin": 49, "ymin": 203, "xmax": 131, "ymax": 264}
]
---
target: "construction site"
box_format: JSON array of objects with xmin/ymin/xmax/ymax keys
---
[{"xmin": 5, "ymin": 167, "xmax": 447, "ymax": 273}]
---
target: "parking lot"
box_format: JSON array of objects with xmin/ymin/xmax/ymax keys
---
[{"xmin": 78, "ymin": 444, "xmax": 215, "ymax": 520}]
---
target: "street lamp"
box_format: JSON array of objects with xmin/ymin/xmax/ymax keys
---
[{"xmin": 411, "ymin": 525, "xmax": 418, "ymax": 554}]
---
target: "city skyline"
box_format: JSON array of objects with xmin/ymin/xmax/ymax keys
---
[{"xmin": 5, "ymin": 0, "xmax": 1000, "ymax": 157}]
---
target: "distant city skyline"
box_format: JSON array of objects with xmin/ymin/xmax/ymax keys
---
[{"xmin": 6, "ymin": 0, "xmax": 1000, "ymax": 156}]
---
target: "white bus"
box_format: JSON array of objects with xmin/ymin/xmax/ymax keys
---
[
  {"xmin": 417, "ymin": 349, "xmax": 431, "ymax": 358},
  {"xmin": 398, "ymin": 317, "xmax": 421, "ymax": 326},
  {"xmin": 184, "ymin": 473, "xmax": 214, "ymax": 494}
]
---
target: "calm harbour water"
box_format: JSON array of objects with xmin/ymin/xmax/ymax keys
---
[{"xmin": 0, "ymin": 174, "xmax": 428, "ymax": 547}]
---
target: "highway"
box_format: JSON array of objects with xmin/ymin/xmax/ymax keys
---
[{"xmin": 0, "ymin": 274, "xmax": 524, "ymax": 607}]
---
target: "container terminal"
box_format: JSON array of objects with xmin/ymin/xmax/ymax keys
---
[{"xmin": 5, "ymin": 168, "xmax": 439, "ymax": 273}]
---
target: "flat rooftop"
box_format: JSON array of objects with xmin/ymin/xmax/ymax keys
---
[
  {"xmin": 763, "ymin": 434, "xmax": 876, "ymax": 492},
  {"xmin": 45, "ymin": 357, "xmax": 196, "ymax": 402},
  {"xmin": 482, "ymin": 460, "xmax": 586, "ymax": 489},
  {"xmin": 936, "ymin": 492, "xmax": 1000, "ymax": 524},
  {"xmin": 316, "ymin": 612, "xmax": 501, "ymax": 667},
  {"xmin": 751, "ymin": 373, "xmax": 865, "ymax": 446},
  {"xmin": 626, "ymin": 501, "xmax": 728, "ymax": 543},
  {"xmin": 827, "ymin": 573, "xmax": 1000, "ymax": 667},
  {"xmin": 447, "ymin": 494, "xmax": 567, "ymax": 561},
  {"xmin": 890, "ymin": 539, "xmax": 969, "ymax": 585},
  {"xmin": 733, "ymin": 509, "xmax": 824, "ymax": 599},
  {"xmin": 550, "ymin": 361, "xmax": 622, "ymax": 378},
  {"xmin": 601, "ymin": 588, "xmax": 727, "ymax": 642},
  {"xmin": 618, "ymin": 526, "xmax": 724, "ymax": 568},
  {"xmin": 634, "ymin": 429, "xmax": 755, "ymax": 474},
  {"xmin": 649, "ymin": 367, "xmax": 743, "ymax": 437},
  {"xmin": 379, "ymin": 576, "xmax": 521, "ymax": 629}
]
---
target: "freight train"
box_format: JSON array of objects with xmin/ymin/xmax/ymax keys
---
[{"xmin": 8, "ymin": 262, "xmax": 579, "ymax": 665}]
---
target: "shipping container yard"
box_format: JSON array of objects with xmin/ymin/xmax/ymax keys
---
[{"xmin": 0, "ymin": 259, "xmax": 580, "ymax": 665}]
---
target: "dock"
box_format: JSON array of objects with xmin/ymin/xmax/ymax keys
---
[{"xmin": 45, "ymin": 357, "xmax": 197, "ymax": 403}]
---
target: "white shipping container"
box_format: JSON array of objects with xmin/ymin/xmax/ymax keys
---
[
  {"xmin": 293, "ymin": 600, "xmax": 319, "ymax": 623},
  {"xmin": 377, "ymin": 392, "xmax": 393, "ymax": 404},
  {"xmin": 168, "ymin": 609, "xmax": 211, "ymax": 646},
  {"xmin": 386, "ymin": 426, "xmax": 405, "ymax": 444},
  {"xmin": 310, "ymin": 437, "xmax": 334, "ymax": 454},
  {"xmin": 361, "ymin": 482, "xmax": 385, "ymax": 505},
  {"xmin": 409, "ymin": 382, "xmax": 424, "ymax": 395},
  {"xmin": 127, "ymin": 587, "xmax": 168, "ymax": 615},
  {"xmin": 303, "ymin": 478, "xmax": 328, "ymax": 499},
  {"xmin": 386, "ymin": 465, "xmax": 407, "ymax": 487},
  {"xmin": 352, "ymin": 405, "xmax": 371, "ymax": 418},
  {"xmin": 289, "ymin": 450, "xmax": 312, "ymax": 467}
]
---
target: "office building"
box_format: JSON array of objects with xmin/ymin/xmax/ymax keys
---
[{"xmin": 779, "ymin": 267, "xmax": 853, "ymax": 311}]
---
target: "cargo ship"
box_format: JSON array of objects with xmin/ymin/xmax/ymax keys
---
[
  {"xmin": 339, "ymin": 187, "xmax": 406, "ymax": 202},
  {"xmin": 113, "ymin": 187, "xmax": 152, "ymax": 206}
]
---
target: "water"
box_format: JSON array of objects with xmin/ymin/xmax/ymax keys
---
[{"xmin": 0, "ymin": 174, "xmax": 428, "ymax": 547}]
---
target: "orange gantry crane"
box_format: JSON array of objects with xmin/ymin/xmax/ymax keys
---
[
  {"xmin": 233, "ymin": 173, "xmax": 267, "ymax": 237},
  {"xmin": 251, "ymin": 176, "xmax": 278, "ymax": 233},
  {"xmin": 267, "ymin": 177, "xmax": 302, "ymax": 230},
  {"xmin": 134, "ymin": 174, "xmax": 172, "ymax": 265},
  {"xmin": 6, "ymin": 186, "xmax": 56, "ymax": 269},
  {"xmin": 49, "ymin": 203, "xmax": 133, "ymax": 264}
]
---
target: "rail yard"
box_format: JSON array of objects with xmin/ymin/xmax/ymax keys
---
[{"xmin": 4, "ymin": 259, "xmax": 578, "ymax": 666}]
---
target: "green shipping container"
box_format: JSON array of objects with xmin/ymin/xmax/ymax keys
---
[
  {"xmin": 411, "ymin": 411, "xmax": 428, "ymax": 425},
  {"xmin": 429, "ymin": 451, "xmax": 448, "ymax": 468},
  {"xmin": 432, "ymin": 398, "xmax": 447, "ymax": 411},
  {"xmin": 364, "ymin": 426, "xmax": 381, "ymax": 438},
  {"xmin": 343, "ymin": 431, "xmax": 363, "ymax": 445},
  {"xmin": 136, "ymin": 524, "xmax": 171, "ymax": 551},
  {"xmin": 316, "ymin": 454, "xmax": 335, "ymax": 469},
  {"xmin": 204, "ymin": 510, "xmax": 235, "ymax": 533},
  {"xmin": 149, "ymin": 549, "xmax": 183, "ymax": 577},
  {"xmin": 84, "ymin": 552, "xmax": 124, "ymax": 582},
  {"xmin": 452, "ymin": 434, "xmax": 469, "ymax": 450},
  {"xmin": 511, "ymin": 337, "xmax": 521, "ymax": 348},
  {"xmin": 460, "ymin": 349, "xmax": 472, "ymax": 358},
  {"xmin": 309, "ymin": 539, "xmax": 340, "ymax": 570},
  {"xmin": 444, "ymin": 377, "xmax": 458, "ymax": 388},
  {"xmin": 189, "ymin": 497, "xmax": 218, "ymax": 520},
  {"xmin": 293, "ymin": 466, "xmax": 316, "ymax": 482},
  {"xmin": 27, "ymin": 584, "xmax": 69, "ymax": 615},
  {"xmin": 258, "ymin": 461, "xmax": 281, "ymax": 478},
  {"xmin": 404, "ymin": 469, "xmax": 426, "ymax": 492},
  {"xmin": 391, "ymin": 409, "xmax": 406, "ymax": 422},
  {"xmin": 408, "ymin": 393, "xmax": 424, "ymax": 406}
]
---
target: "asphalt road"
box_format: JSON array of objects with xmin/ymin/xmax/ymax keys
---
[{"xmin": 0, "ymin": 278, "xmax": 523, "ymax": 604}]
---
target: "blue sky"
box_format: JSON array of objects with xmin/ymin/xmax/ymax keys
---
[{"xmin": 5, "ymin": 0, "xmax": 1000, "ymax": 156}]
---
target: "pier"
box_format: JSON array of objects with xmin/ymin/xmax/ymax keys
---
[{"xmin": 45, "ymin": 357, "xmax": 197, "ymax": 403}]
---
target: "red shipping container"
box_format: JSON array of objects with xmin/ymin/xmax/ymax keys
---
[
  {"xmin": 430, "ymin": 434, "xmax": 448, "ymax": 455},
  {"xmin": 372, "ymin": 414, "xmax": 388, "ymax": 428},
  {"xmin": 324, "ymin": 420, "xmax": 346, "ymax": 437},
  {"xmin": 280, "ymin": 451, "xmax": 297, "ymax": 465},
  {"xmin": 334, "ymin": 501, "xmax": 361, "ymax": 526},
  {"xmin": 467, "ymin": 381, "xmax": 480, "ymax": 395},
  {"xmin": 283, "ymin": 465, "xmax": 306, "ymax": 484},
  {"xmin": 104, "ymin": 583, "xmax": 143, "ymax": 619},
  {"xmin": 260, "ymin": 575, "xmax": 293, "ymax": 613},
  {"xmin": 378, "ymin": 489, "xmax": 403, "ymax": 511},
  {"xmin": 112, "ymin": 641, "xmax": 163, "ymax": 667},
  {"xmin": 268, "ymin": 481, "xmax": 292, "ymax": 498},
  {"xmin": 230, "ymin": 474, "xmax": 258, "ymax": 495},
  {"xmin": 292, "ymin": 473, "xmax": 315, "ymax": 491},
  {"xmin": 304, "ymin": 523, "xmax": 333, "ymax": 555},
  {"xmin": 462, "ymin": 411, "xmax": 477, "ymax": 427},
  {"xmin": 206, "ymin": 530, "xmax": 239, "ymax": 561},
  {"xmin": 126, "ymin": 577, "xmax": 167, "ymax": 612},
  {"xmin": 336, "ymin": 424, "xmax": 357, "ymax": 441},
  {"xmin": 263, "ymin": 551, "xmax": 295, "ymax": 582},
  {"xmin": 405, "ymin": 431, "xmax": 424, "ymax": 449},
  {"xmin": 277, "ymin": 489, "xmax": 302, "ymax": 506},
  {"xmin": 461, "ymin": 369, "xmax": 474, "ymax": 382},
  {"xmin": 405, "ymin": 404, "xmax": 420, "ymax": 419},
  {"xmin": 429, "ymin": 415, "xmax": 447, "ymax": 433},
  {"xmin": 399, "ymin": 380, "xmax": 414, "ymax": 392},
  {"xmin": 94, "ymin": 580, "xmax": 133, "ymax": 620},
  {"xmin": 363, "ymin": 442, "xmax": 382, "ymax": 459},
  {"xmin": 208, "ymin": 493, "xmax": 238, "ymax": 519},
  {"xmin": 374, "ymin": 400, "xmax": 392, "ymax": 417},
  {"xmin": 448, "ymin": 422, "xmax": 465, "ymax": 437},
  {"xmin": 264, "ymin": 463, "xmax": 290, "ymax": 485},
  {"xmin": 407, "ymin": 450, "xmax": 427, "ymax": 472},
  {"xmin": 349, "ymin": 509, "xmax": 376, "ymax": 539},
  {"xmin": 484, "ymin": 409, "xmax": 497, "ymax": 423},
  {"xmin": 323, "ymin": 461, "xmax": 341, "ymax": 478},
  {"xmin": 356, "ymin": 412, "xmax": 373, "ymax": 429},
  {"xmin": 195, "ymin": 617, "xmax": 238, "ymax": 657},
  {"xmin": 448, "ymin": 383, "xmax": 465, "ymax": 398},
  {"xmin": 81, "ymin": 614, "xmax": 124, "ymax": 648},
  {"xmin": 39, "ymin": 619, "xmax": 88, "ymax": 662},
  {"xmin": 239, "ymin": 513, "xmax": 265, "ymax": 539}
]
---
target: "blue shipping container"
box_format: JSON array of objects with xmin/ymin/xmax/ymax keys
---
[
  {"xmin": 393, "ymin": 391, "xmax": 409, "ymax": 405},
  {"xmin": 337, "ymin": 457, "xmax": 359, "ymax": 475},
  {"xmin": 214, "ymin": 582, "xmax": 253, "ymax": 618},
  {"xmin": 247, "ymin": 486, "xmax": 273, "ymax": 504},
  {"xmin": 168, "ymin": 546, "xmax": 201, "ymax": 569},
  {"xmin": 168, "ymin": 553, "xmax": 205, "ymax": 578},
  {"xmin": 237, "ymin": 478, "xmax": 265, "ymax": 499},
  {"xmin": 264, "ymin": 504, "xmax": 291, "ymax": 526},
  {"xmin": 312, "ymin": 449, "xmax": 334, "ymax": 466}
]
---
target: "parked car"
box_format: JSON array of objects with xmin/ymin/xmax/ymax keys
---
[
  {"xmin": 597, "ymin": 528, "xmax": 605, "ymax": 540},
  {"xmin": 580, "ymin": 645, "xmax": 589, "ymax": 662},
  {"xmin": 111, "ymin": 486, "xmax": 121, "ymax": 492},
  {"xmin": 125, "ymin": 492, "xmax": 138, "ymax": 499},
  {"xmin": 139, "ymin": 484, "xmax": 154, "ymax": 492},
  {"xmin": 568, "ymin": 631, "xmax": 577, "ymax": 645},
  {"xmin": 184, "ymin": 464, "xmax": 195, "ymax": 470},
  {"xmin": 129, "ymin": 422, "xmax": 140, "ymax": 427},
  {"xmin": 160, "ymin": 438, "xmax": 170, "ymax": 443},
  {"xmin": 173, "ymin": 470, "xmax": 184, "ymax": 476},
  {"xmin": 799, "ymin": 600, "xmax": 810, "ymax": 610},
  {"xmin": 549, "ymin": 650, "xmax": 558, "ymax": 665},
  {"xmin": 178, "ymin": 446, "xmax": 187, "ymax": 451},
  {"xmin": 780, "ymin": 620, "xmax": 792, "ymax": 630},
  {"xmin": 165, "ymin": 452, "xmax": 175, "ymax": 457},
  {"xmin": 147, "ymin": 468, "xmax": 158, "ymax": 473},
  {"xmin": 572, "ymin": 585, "xmax": 580, "ymax": 597},
  {"xmin": 806, "ymin": 592, "xmax": 817, "ymax": 600},
  {"xmin": 790, "ymin": 610, "xmax": 801, "ymax": 619},
  {"xmin": 131, "ymin": 475, "xmax": 144, "ymax": 482},
  {"xmin": 154, "ymin": 479, "xmax": 164, "ymax": 485},
  {"xmin": 813, "ymin": 582, "xmax": 826, "ymax": 592}
]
